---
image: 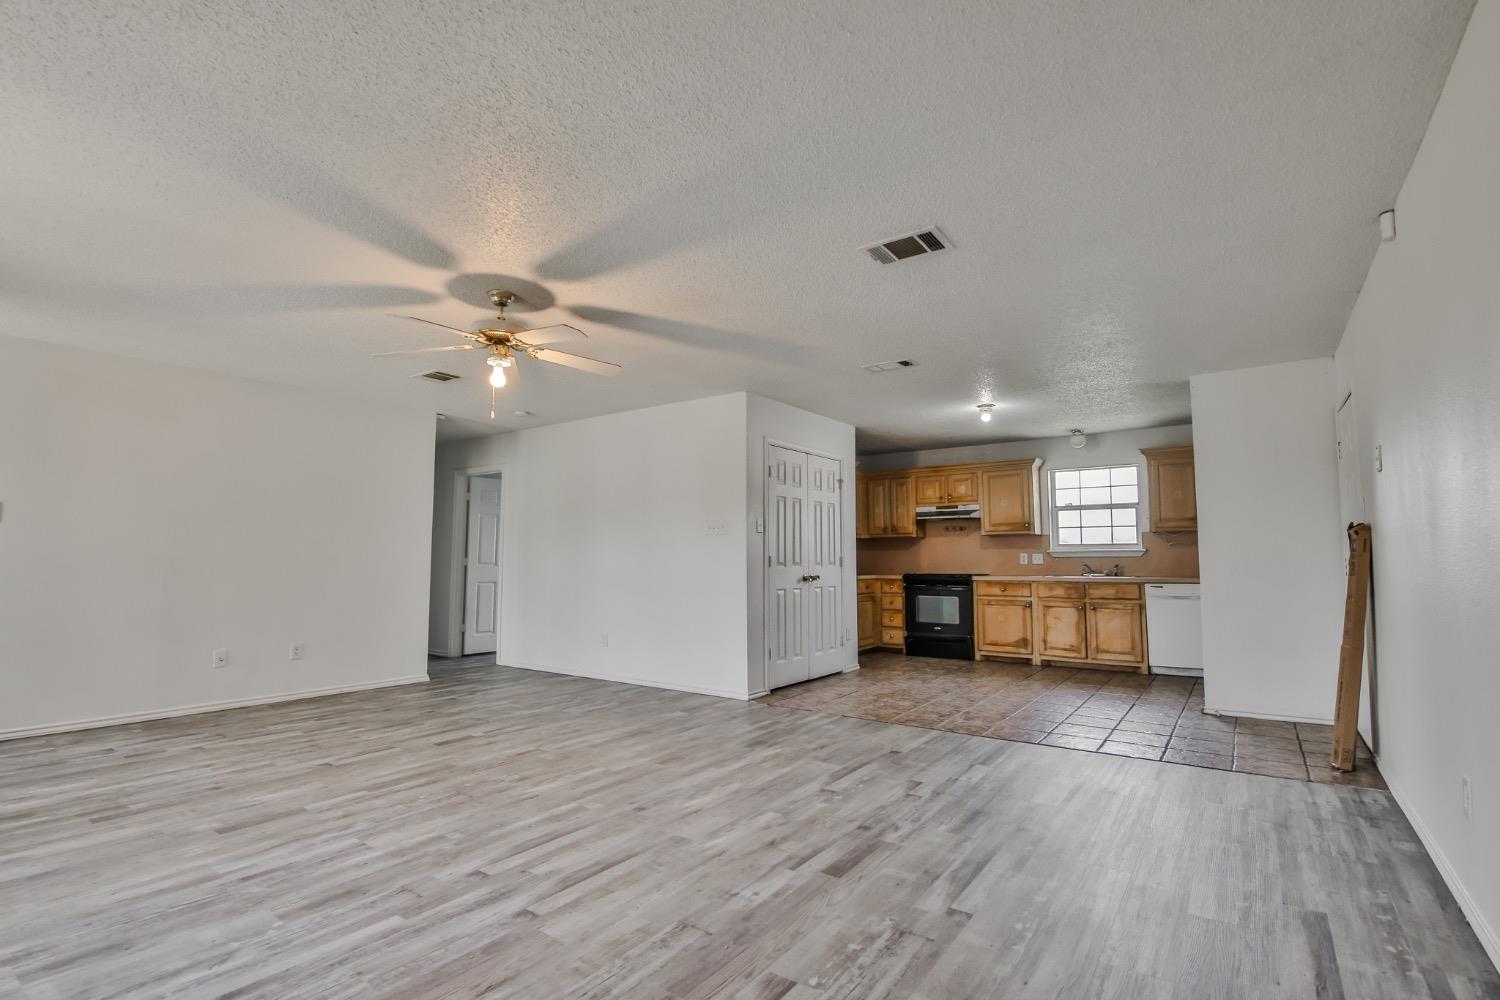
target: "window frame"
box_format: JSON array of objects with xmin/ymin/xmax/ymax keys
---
[{"xmin": 1047, "ymin": 464, "xmax": 1146, "ymax": 557}]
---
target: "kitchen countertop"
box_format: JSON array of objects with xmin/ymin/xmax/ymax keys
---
[{"xmin": 858, "ymin": 573, "xmax": 1199, "ymax": 583}]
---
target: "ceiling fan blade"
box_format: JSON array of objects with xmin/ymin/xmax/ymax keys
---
[
  {"xmin": 530, "ymin": 348, "xmax": 621, "ymax": 377},
  {"xmin": 516, "ymin": 323, "xmax": 587, "ymax": 346},
  {"xmin": 371, "ymin": 344, "xmax": 481, "ymax": 357},
  {"xmin": 390, "ymin": 314, "xmax": 480, "ymax": 338}
]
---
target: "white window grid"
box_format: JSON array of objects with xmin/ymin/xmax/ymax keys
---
[{"xmin": 1050, "ymin": 465, "xmax": 1141, "ymax": 549}]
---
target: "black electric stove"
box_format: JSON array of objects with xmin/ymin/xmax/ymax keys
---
[{"xmin": 902, "ymin": 573, "xmax": 975, "ymax": 660}]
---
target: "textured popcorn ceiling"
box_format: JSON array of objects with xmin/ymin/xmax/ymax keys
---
[{"xmin": 0, "ymin": 0, "xmax": 1474, "ymax": 450}]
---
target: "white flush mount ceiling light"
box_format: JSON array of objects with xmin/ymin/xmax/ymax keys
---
[
  {"xmin": 1070, "ymin": 429, "xmax": 1087, "ymax": 448},
  {"xmin": 977, "ymin": 403, "xmax": 996, "ymax": 423}
]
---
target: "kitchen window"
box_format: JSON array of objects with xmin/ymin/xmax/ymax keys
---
[{"xmin": 1049, "ymin": 465, "xmax": 1144, "ymax": 555}]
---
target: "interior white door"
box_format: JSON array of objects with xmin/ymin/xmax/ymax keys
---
[
  {"xmin": 766, "ymin": 445, "xmax": 846, "ymax": 691},
  {"xmin": 463, "ymin": 475, "xmax": 502, "ymax": 655},
  {"xmin": 766, "ymin": 446, "xmax": 810, "ymax": 689},
  {"xmin": 806, "ymin": 454, "xmax": 844, "ymax": 680}
]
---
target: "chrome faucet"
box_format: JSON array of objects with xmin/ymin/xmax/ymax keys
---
[{"xmin": 1080, "ymin": 563, "xmax": 1125, "ymax": 577}]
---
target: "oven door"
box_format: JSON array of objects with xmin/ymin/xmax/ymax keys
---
[{"xmin": 905, "ymin": 585, "xmax": 973, "ymax": 637}]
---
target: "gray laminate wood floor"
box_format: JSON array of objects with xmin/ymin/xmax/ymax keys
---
[{"xmin": 2, "ymin": 661, "xmax": 1495, "ymax": 999}]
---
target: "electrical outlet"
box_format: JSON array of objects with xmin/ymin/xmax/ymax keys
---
[
  {"xmin": 1462, "ymin": 775, "xmax": 1472, "ymax": 820},
  {"xmin": 212, "ymin": 648, "xmax": 229, "ymax": 669},
  {"xmin": 289, "ymin": 641, "xmax": 306, "ymax": 661},
  {"xmin": 1018, "ymin": 553, "xmax": 1029, "ymax": 565},
  {"xmin": 1032, "ymin": 553, "xmax": 1044, "ymax": 565}
]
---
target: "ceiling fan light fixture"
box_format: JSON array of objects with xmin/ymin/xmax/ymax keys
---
[
  {"xmin": 977, "ymin": 403, "xmax": 995, "ymax": 423},
  {"xmin": 488, "ymin": 365, "xmax": 507, "ymax": 388}
]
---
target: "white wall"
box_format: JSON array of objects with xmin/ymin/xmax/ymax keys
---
[
  {"xmin": 745, "ymin": 394, "xmax": 859, "ymax": 695},
  {"xmin": 1333, "ymin": 0, "xmax": 1500, "ymax": 965},
  {"xmin": 859, "ymin": 424, "xmax": 1193, "ymax": 535},
  {"xmin": 0, "ymin": 334, "xmax": 435, "ymax": 739},
  {"xmin": 1190, "ymin": 358, "xmax": 1345, "ymax": 722},
  {"xmin": 432, "ymin": 393, "xmax": 752, "ymax": 698}
]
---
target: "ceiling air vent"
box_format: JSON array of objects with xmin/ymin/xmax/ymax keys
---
[
  {"xmin": 862, "ymin": 359, "xmax": 917, "ymax": 373},
  {"xmin": 415, "ymin": 370, "xmax": 461, "ymax": 382},
  {"xmin": 860, "ymin": 227, "xmax": 949, "ymax": 265}
]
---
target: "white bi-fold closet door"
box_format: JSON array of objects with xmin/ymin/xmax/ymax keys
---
[{"xmin": 766, "ymin": 444, "xmax": 845, "ymax": 690}]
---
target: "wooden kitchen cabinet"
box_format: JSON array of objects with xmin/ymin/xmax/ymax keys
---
[
  {"xmin": 857, "ymin": 592, "xmax": 879, "ymax": 650},
  {"xmin": 1037, "ymin": 599, "xmax": 1089, "ymax": 660},
  {"xmin": 976, "ymin": 597, "xmax": 1033, "ymax": 656},
  {"xmin": 915, "ymin": 469, "xmax": 979, "ymax": 505},
  {"xmin": 855, "ymin": 474, "xmax": 917, "ymax": 538},
  {"xmin": 979, "ymin": 459, "xmax": 1042, "ymax": 535},
  {"xmin": 1086, "ymin": 600, "xmax": 1146, "ymax": 665},
  {"xmin": 1142, "ymin": 445, "xmax": 1198, "ymax": 531}
]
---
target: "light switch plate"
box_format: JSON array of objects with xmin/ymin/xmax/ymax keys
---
[
  {"xmin": 706, "ymin": 520, "xmax": 729, "ymax": 536},
  {"xmin": 1032, "ymin": 553, "xmax": 1045, "ymax": 565},
  {"xmin": 1374, "ymin": 444, "xmax": 1383, "ymax": 472},
  {"xmin": 1018, "ymin": 553, "xmax": 1029, "ymax": 565}
]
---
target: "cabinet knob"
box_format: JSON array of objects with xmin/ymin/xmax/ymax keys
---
[
  {"xmin": 1075, "ymin": 603, "xmax": 1084, "ymax": 609},
  {"xmin": 1024, "ymin": 601, "xmax": 1031, "ymax": 608}
]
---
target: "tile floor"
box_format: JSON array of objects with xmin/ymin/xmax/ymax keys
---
[{"xmin": 760, "ymin": 651, "xmax": 1383, "ymax": 786}]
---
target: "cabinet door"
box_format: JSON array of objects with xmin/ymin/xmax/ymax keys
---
[
  {"xmin": 1037, "ymin": 599, "xmax": 1088, "ymax": 659},
  {"xmin": 866, "ymin": 478, "xmax": 890, "ymax": 536},
  {"xmin": 980, "ymin": 467, "xmax": 1035, "ymax": 534},
  {"xmin": 977, "ymin": 597, "xmax": 1032, "ymax": 656},
  {"xmin": 946, "ymin": 469, "xmax": 979, "ymax": 503},
  {"xmin": 1087, "ymin": 601, "xmax": 1146, "ymax": 665},
  {"xmin": 857, "ymin": 593, "xmax": 878, "ymax": 649},
  {"xmin": 886, "ymin": 476, "xmax": 916, "ymax": 536},
  {"xmin": 913, "ymin": 473, "xmax": 947, "ymax": 506},
  {"xmin": 1146, "ymin": 447, "xmax": 1198, "ymax": 531},
  {"xmin": 855, "ymin": 476, "xmax": 871, "ymax": 538}
]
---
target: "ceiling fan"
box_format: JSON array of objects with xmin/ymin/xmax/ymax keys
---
[{"xmin": 374, "ymin": 289, "xmax": 621, "ymax": 417}]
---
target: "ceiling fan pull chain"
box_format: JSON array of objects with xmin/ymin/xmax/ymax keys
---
[{"xmin": 490, "ymin": 384, "xmax": 496, "ymax": 420}]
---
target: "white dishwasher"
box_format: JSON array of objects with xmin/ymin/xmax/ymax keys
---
[{"xmin": 1146, "ymin": 583, "xmax": 1203, "ymax": 676}]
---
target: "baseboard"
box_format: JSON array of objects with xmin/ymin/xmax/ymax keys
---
[
  {"xmin": 1202, "ymin": 706, "xmax": 1334, "ymax": 725},
  {"xmin": 1381, "ymin": 766, "xmax": 1500, "ymax": 971},
  {"xmin": 0, "ymin": 675, "xmax": 430, "ymax": 743},
  {"xmin": 503, "ymin": 660, "xmax": 753, "ymax": 701}
]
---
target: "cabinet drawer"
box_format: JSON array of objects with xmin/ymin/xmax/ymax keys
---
[
  {"xmin": 880, "ymin": 594, "xmax": 903, "ymax": 611},
  {"xmin": 881, "ymin": 610, "xmax": 904, "ymax": 628},
  {"xmin": 879, "ymin": 579, "xmax": 903, "ymax": 594},
  {"xmin": 1036, "ymin": 582, "xmax": 1085, "ymax": 599},
  {"xmin": 858, "ymin": 579, "xmax": 877, "ymax": 595},
  {"xmin": 975, "ymin": 580, "xmax": 1032, "ymax": 597},
  {"xmin": 1086, "ymin": 582, "xmax": 1142, "ymax": 601},
  {"xmin": 880, "ymin": 628, "xmax": 904, "ymax": 646}
]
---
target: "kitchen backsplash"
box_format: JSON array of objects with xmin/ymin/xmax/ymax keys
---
[{"xmin": 856, "ymin": 520, "xmax": 1199, "ymax": 578}]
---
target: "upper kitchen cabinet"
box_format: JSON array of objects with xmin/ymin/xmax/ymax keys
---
[
  {"xmin": 855, "ymin": 473, "xmax": 917, "ymax": 538},
  {"xmin": 1142, "ymin": 445, "xmax": 1198, "ymax": 531},
  {"xmin": 978, "ymin": 459, "xmax": 1042, "ymax": 535},
  {"xmin": 914, "ymin": 469, "xmax": 979, "ymax": 505}
]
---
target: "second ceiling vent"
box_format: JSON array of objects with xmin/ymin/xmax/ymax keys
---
[{"xmin": 860, "ymin": 227, "xmax": 949, "ymax": 265}]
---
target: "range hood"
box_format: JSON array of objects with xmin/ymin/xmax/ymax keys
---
[{"xmin": 915, "ymin": 503, "xmax": 980, "ymax": 521}]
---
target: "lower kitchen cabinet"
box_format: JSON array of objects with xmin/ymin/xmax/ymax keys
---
[
  {"xmin": 857, "ymin": 591, "xmax": 878, "ymax": 650},
  {"xmin": 976, "ymin": 597, "xmax": 1032, "ymax": 656},
  {"xmin": 858, "ymin": 578, "xmax": 905, "ymax": 651},
  {"xmin": 1086, "ymin": 600, "xmax": 1146, "ymax": 665},
  {"xmin": 1037, "ymin": 599, "xmax": 1088, "ymax": 659},
  {"xmin": 973, "ymin": 579, "xmax": 1149, "ymax": 672}
]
